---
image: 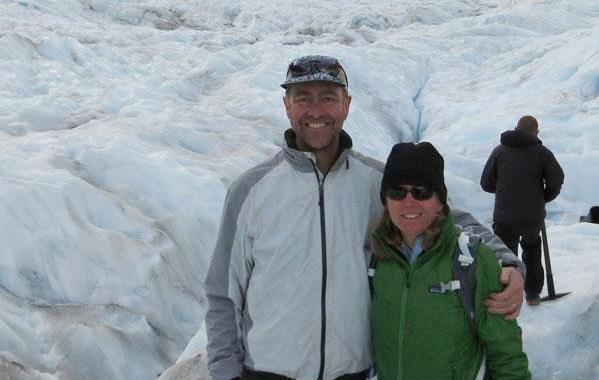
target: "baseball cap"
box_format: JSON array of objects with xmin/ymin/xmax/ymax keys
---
[{"xmin": 281, "ymin": 55, "xmax": 348, "ymax": 89}]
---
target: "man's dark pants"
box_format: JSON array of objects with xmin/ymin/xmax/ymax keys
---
[
  {"xmin": 241, "ymin": 368, "xmax": 368, "ymax": 380},
  {"xmin": 493, "ymin": 221, "xmax": 544, "ymax": 298}
]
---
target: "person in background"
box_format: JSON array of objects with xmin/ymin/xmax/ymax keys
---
[
  {"xmin": 371, "ymin": 142, "xmax": 531, "ymax": 380},
  {"xmin": 481, "ymin": 115, "xmax": 564, "ymax": 305},
  {"xmin": 204, "ymin": 55, "xmax": 526, "ymax": 380},
  {"xmin": 580, "ymin": 206, "xmax": 599, "ymax": 224}
]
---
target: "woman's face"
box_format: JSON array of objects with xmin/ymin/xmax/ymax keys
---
[{"xmin": 386, "ymin": 185, "xmax": 443, "ymax": 244}]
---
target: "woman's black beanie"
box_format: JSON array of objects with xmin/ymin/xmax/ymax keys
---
[{"xmin": 380, "ymin": 142, "xmax": 447, "ymax": 205}]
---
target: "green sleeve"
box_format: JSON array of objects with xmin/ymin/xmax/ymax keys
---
[{"xmin": 474, "ymin": 244, "xmax": 532, "ymax": 380}]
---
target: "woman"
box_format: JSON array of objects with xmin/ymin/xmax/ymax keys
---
[{"xmin": 370, "ymin": 142, "xmax": 531, "ymax": 380}]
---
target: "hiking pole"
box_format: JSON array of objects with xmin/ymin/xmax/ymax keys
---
[{"xmin": 540, "ymin": 221, "xmax": 571, "ymax": 301}]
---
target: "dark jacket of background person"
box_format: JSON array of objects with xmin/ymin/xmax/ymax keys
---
[{"xmin": 480, "ymin": 129, "xmax": 564, "ymax": 224}]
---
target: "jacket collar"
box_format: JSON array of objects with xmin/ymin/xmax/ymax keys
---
[
  {"xmin": 282, "ymin": 129, "xmax": 353, "ymax": 174},
  {"xmin": 500, "ymin": 129, "xmax": 542, "ymax": 148},
  {"xmin": 373, "ymin": 211, "xmax": 457, "ymax": 263}
]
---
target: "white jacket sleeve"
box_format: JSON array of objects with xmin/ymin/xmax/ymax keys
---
[
  {"xmin": 204, "ymin": 178, "xmax": 255, "ymax": 380},
  {"xmin": 452, "ymin": 207, "xmax": 525, "ymax": 276}
]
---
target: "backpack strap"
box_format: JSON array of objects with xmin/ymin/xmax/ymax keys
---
[
  {"xmin": 453, "ymin": 231, "xmax": 481, "ymax": 325},
  {"xmin": 455, "ymin": 231, "xmax": 495, "ymax": 380},
  {"xmin": 369, "ymin": 230, "xmax": 481, "ymax": 326}
]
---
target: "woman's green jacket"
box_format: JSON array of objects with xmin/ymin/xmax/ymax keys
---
[{"xmin": 371, "ymin": 211, "xmax": 531, "ymax": 380}]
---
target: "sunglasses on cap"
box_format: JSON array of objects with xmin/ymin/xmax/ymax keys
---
[
  {"xmin": 281, "ymin": 55, "xmax": 348, "ymax": 89},
  {"xmin": 386, "ymin": 185, "xmax": 435, "ymax": 201}
]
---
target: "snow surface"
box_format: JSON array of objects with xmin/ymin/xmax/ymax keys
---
[{"xmin": 1, "ymin": 0, "xmax": 598, "ymax": 379}]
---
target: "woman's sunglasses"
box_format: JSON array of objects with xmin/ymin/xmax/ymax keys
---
[{"xmin": 386, "ymin": 185, "xmax": 435, "ymax": 201}]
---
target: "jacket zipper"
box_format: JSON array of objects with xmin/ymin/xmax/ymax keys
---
[
  {"xmin": 313, "ymin": 165, "xmax": 328, "ymax": 380},
  {"xmin": 396, "ymin": 265, "xmax": 412, "ymax": 380}
]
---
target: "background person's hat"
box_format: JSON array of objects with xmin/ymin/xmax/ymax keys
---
[
  {"xmin": 380, "ymin": 142, "xmax": 447, "ymax": 205},
  {"xmin": 281, "ymin": 55, "xmax": 348, "ymax": 89}
]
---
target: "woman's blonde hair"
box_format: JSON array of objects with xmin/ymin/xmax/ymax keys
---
[{"xmin": 370, "ymin": 203, "xmax": 449, "ymax": 260}]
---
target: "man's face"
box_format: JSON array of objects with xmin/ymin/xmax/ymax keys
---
[{"xmin": 283, "ymin": 82, "xmax": 351, "ymax": 153}]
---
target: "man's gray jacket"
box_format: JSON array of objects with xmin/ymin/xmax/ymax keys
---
[{"xmin": 205, "ymin": 130, "xmax": 522, "ymax": 380}]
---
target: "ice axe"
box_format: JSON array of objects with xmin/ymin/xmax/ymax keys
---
[{"xmin": 540, "ymin": 221, "xmax": 571, "ymax": 301}]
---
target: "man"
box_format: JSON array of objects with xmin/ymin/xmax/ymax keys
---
[
  {"xmin": 481, "ymin": 115, "xmax": 564, "ymax": 306},
  {"xmin": 205, "ymin": 55, "xmax": 525, "ymax": 380}
]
